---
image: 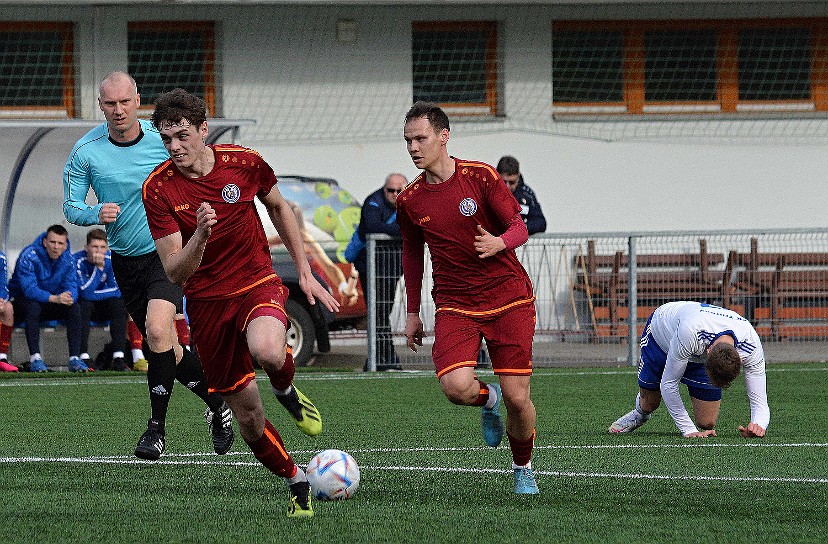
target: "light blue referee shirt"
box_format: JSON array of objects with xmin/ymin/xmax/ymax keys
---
[{"xmin": 63, "ymin": 119, "xmax": 170, "ymax": 256}]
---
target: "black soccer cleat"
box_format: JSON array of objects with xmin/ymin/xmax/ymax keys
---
[
  {"xmin": 111, "ymin": 357, "xmax": 129, "ymax": 372},
  {"xmin": 287, "ymin": 480, "xmax": 314, "ymax": 518},
  {"xmin": 135, "ymin": 419, "xmax": 166, "ymax": 460},
  {"xmin": 204, "ymin": 401, "xmax": 235, "ymax": 455}
]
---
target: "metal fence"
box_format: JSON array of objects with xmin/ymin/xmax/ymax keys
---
[{"xmin": 364, "ymin": 228, "xmax": 828, "ymax": 370}]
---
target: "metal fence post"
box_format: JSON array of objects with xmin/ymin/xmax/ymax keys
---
[
  {"xmin": 628, "ymin": 236, "xmax": 638, "ymax": 367},
  {"xmin": 366, "ymin": 235, "xmax": 377, "ymax": 372}
]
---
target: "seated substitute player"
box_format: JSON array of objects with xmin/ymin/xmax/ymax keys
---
[
  {"xmin": 609, "ymin": 301, "xmax": 770, "ymax": 438},
  {"xmin": 398, "ymin": 101, "xmax": 540, "ymax": 494},
  {"xmin": 10, "ymin": 225, "xmax": 86, "ymax": 372},
  {"xmin": 143, "ymin": 89, "xmax": 340, "ymax": 518},
  {"xmin": 0, "ymin": 251, "xmax": 16, "ymax": 372},
  {"xmin": 74, "ymin": 228, "xmax": 129, "ymax": 371}
]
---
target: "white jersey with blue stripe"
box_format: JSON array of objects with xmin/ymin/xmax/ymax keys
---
[
  {"xmin": 649, "ymin": 301, "xmax": 769, "ymax": 436},
  {"xmin": 63, "ymin": 119, "xmax": 169, "ymax": 256}
]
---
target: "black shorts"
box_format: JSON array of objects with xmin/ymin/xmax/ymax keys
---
[{"xmin": 110, "ymin": 250, "xmax": 183, "ymax": 336}]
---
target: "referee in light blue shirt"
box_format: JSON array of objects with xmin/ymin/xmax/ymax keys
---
[{"xmin": 62, "ymin": 71, "xmax": 231, "ymax": 460}]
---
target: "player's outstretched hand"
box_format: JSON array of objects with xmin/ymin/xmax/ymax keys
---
[
  {"xmin": 474, "ymin": 225, "xmax": 506, "ymax": 258},
  {"xmin": 738, "ymin": 423, "xmax": 766, "ymax": 438},
  {"xmin": 684, "ymin": 429, "xmax": 717, "ymax": 438},
  {"xmin": 405, "ymin": 313, "xmax": 424, "ymax": 352},
  {"xmin": 300, "ymin": 274, "xmax": 340, "ymax": 314}
]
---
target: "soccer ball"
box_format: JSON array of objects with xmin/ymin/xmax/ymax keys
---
[{"xmin": 306, "ymin": 449, "xmax": 360, "ymax": 501}]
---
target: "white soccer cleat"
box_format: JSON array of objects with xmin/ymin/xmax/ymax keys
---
[{"xmin": 608, "ymin": 409, "xmax": 651, "ymax": 434}]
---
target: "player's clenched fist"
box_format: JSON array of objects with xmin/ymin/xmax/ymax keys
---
[{"xmin": 196, "ymin": 202, "xmax": 217, "ymax": 238}]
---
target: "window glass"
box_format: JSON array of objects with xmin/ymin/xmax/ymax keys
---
[
  {"xmin": 0, "ymin": 23, "xmax": 73, "ymax": 116},
  {"xmin": 412, "ymin": 22, "xmax": 498, "ymax": 114},
  {"xmin": 645, "ymin": 29, "xmax": 717, "ymax": 102},
  {"xmin": 128, "ymin": 22, "xmax": 216, "ymax": 113},
  {"xmin": 739, "ymin": 27, "xmax": 811, "ymax": 101},
  {"xmin": 553, "ymin": 30, "xmax": 624, "ymax": 103}
]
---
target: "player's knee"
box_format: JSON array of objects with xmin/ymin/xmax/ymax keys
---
[
  {"xmin": 440, "ymin": 383, "xmax": 471, "ymax": 405},
  {"xmin": 502, "ymin": 388, "xmax": 532, "ymax": 414},
  {"xmin": 252, "ymin": 348, "xmax": 286, "ymax": 373},
  {"xmin": 143, "ymin": 320, "xmax": 174, "ymax": 351},
  {"xmin": 639, "ymin": 392, "xmax": 661, "ymax": 413}
]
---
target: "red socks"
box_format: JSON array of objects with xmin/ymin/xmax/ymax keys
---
[
  {"xmin": 471, "ymin": 379, "xmax": 491, "ymax": 407},
  {"xmin": 507, "ymin": 429, "xmax": 535, "ymax": 467},
  {"xmin": 127, "ymin": 320, "xmax": 143, "ymax": 350},
  {"xmin": 245, "ymin": 418, "xmax": 296, "ymax": 478},
  {"xmin": 0, "ymin": 323, "xmax": 12, "ymax": 353},
  {"xmin": 268, "ymin": 348, "xmax": 296, "ymax": 391},
  {"xmin": 175, "ymin": 318, "xmax": 190, "ymax": 346}
]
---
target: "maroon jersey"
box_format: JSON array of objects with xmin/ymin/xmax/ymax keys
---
[
  {"xmin": 143, "ymin": 144, "xmax": 278, "ymax": 299},
  {"xmin": 397, "ymin": 158, "xmax": 534, "ymax": 314}
]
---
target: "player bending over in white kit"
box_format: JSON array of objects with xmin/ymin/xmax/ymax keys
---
[{"xmin": 609, "ymin": 301, "xmax": 770, "ymax": 438}]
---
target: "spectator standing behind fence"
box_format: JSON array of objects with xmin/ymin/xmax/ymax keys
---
[
  {"xmin": 9, "ymin": 225, "xmax": 86, "ymax": 373},
  {"xmin": 0, "ymin": 252, "xmax": 16, "ymax": 372},
  {"xmin": 352, "ymin": 173, "xmax": 406, "ymax": 371},
  {"xmin": 496, "ymin": 156, "xmax": 546, "ymax": 236},
  {"xmin": 609, "ymin": 301, "xmax": 770, "ymax": 438},
  {"xmin": 74, "ymin": 228, "xmax": 129, "ymax": 371}
]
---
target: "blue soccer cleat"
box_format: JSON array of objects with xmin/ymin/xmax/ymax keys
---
[
  {"xmin": 29, "ymin": 357, "xmax": 48, "ymax": 373},
  {"xmin": 68, "ymin": 356, "xmax": 89, "ymax": 373},
  {"xmin": 514, "ymin": 466, "xmax": 540, "ymax": 494},
  {"xmin": 481, "ymin": 383, "xmax": 504, "ymax": 447}
]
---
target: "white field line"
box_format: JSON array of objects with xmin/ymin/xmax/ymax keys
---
[
  {"xmin": 1, "ymin": 364, "xmax": 826, "ymax": 387},
  {"xmin": 2, "ymin": 443, "xmax": 827, "ymax": 485},
  {"xmin": 1, "ymin": 454, "xmax": 826, "ymax": 485}
]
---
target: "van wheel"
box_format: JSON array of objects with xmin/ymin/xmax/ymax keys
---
[{"xmin": 285, "ymin": 298, "xmax": 316, "ymax": 366}]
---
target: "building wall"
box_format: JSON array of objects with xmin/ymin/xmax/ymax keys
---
[{"xmin": 1, "ymin": 1, "xmax": 827, "ymax": 260}]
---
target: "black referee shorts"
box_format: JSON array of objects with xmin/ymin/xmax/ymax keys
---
[{"xmin": 111, "ymin": 250, "xmax": 183, "ymax": 337}]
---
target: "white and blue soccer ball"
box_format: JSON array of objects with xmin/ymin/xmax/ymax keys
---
[{"xmin": 306, "ymin": 449, "xmax": 360, "ymax": 501}]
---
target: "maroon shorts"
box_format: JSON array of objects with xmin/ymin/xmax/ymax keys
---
[
  {"xmin": 432, "ymin": 301, "xmax": 535, "ymax": 379},
  {"xmin": 187, "ymin": 280, "xmax": 288, "ymax": 394}
]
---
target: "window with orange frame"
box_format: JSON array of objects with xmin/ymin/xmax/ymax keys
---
[{"xmin": 552, "ymin": 18, "xmax": 828, "ymax": 115}]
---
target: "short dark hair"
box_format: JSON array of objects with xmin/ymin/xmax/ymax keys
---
[
  {"xmin": 86, "ymin": 228, "xmax": 107, "ymax": 244},
  {"xmin": 496, "ymin": 156, "xmax": 520, "ymax": 176},
  {"xmin": 705, "ymin": 343, "xmax": 742, "ymax": 388},
  {"xmin": 151, "ymin": 88, "xmax": 207, "ymax": 130},
  {"xmin": 46, "ymin": 224, "xmax": 68, "ymax": 237},
  {"xmin": 405, "ymin": 101, "xmax": 450, "ymax": 133}
]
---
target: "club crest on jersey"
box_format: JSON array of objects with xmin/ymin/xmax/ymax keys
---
[
  {"xmin": 459, "ymin": 197, "xmax": 478, "ymax": 217},
  {"xmin": 222, "ymin": 184, "xmax": 241, "ymax": 203}
]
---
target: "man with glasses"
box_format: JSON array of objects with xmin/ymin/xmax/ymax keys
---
[
  {"xmin": 496, "ymin": 156, "xmax": 546, "ymax": 236},
  {"xmin": 353, "ymin": 173, "xmax": 407, "ymax": 371}
]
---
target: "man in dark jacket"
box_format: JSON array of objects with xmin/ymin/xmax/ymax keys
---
[
  {"xmin": 10, "ymin": 225, "xmax": 85, "ymax": 372},
  {"xmin": 354, "ymin": 173, "xmax": 407, "ymax": 371},
  {"xmin": 496, "ymin": 156, "xmax": 547, "ymax": 235}
]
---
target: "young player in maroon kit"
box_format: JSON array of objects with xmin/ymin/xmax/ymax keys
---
[
  {"xmin": 397, "ymin": 101, "xmax": 540, "ymax": 494},
  {"xmin": 142, "ymin": 88, "xmax": 339, "ymax": 517}
]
